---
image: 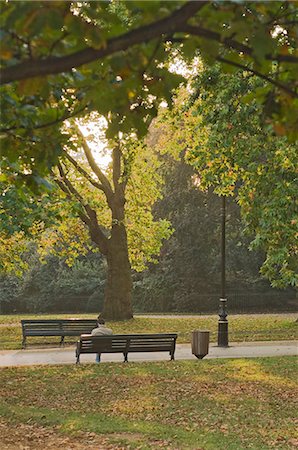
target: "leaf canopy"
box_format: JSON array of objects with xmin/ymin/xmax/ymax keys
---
[{"xmin": 0, "ymin": 1, "xmax": 297, "ymax": 182}]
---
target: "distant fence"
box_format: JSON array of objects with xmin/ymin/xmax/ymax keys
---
[
  {"xmin": 0, "ymin": 291, "xmax": 296, "ymax": 315},
  {"xmin": 133, "ymin": 291, "xmax": 297, "ymax": 314},
  {"xmin": 224, "ymin": 292, "xmax": 297, "ymax": 314},
  {"xmin": 187, "ymin": 292, "xmax": 297, "ymax": 314}
]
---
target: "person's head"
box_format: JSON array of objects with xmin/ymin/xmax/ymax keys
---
[{"xmin": 97, "ymin": 316, "xmax": 105, "ymax": 326}]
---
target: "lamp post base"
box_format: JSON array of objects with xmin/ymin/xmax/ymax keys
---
[
  {"xmin": 218, "ymin": 298, "xmax": 228, "ymax": 347},
  {"xmin": 218, "ymin": 320, "xmax": 228, "ymax": 347}
]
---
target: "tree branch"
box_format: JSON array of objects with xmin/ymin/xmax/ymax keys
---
[
  {"xmin": 55, "ymin": 162, "xmax": 109, "ymax": 254},
  {"xmin": 57, "ymin": 161, "xmax": 85, "ymax": 203},
  {"xmin": 0, "ymin": 2, "xmax": 207, "ymax": 84},
  {"xmin": 74, "ymin": 124, "xmax": 114, "ymax": 200},
  {"xmin": 112, "ymin": 143, "xmax": 122, "ymax": 192},
  {"xmin": 0, "ymin": 104, "xmax": 88, "ymax": 133},
  {"xmin": 62, "ymin": 150, "xmax": 105, "ymax": 192},
  {"xmin": 179, "ymin": 24, "xmax": 298, "ymax": 64},
  {"xmin": 1, "ymin": 1, "xmax": 297, "ymax": 86},
  {"xmin": 50, "ymin": 167, "xmax": 92, "ymax": 228},
  {"xmin": 217, "ymin": 56, "xmax": 298, "ymax": 98}
]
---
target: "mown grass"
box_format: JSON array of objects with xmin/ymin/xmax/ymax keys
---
[
  {"xmin": 0, "ymin": 313, "xmax": 297, "ymax": 350},
  {"xmin": 0, "ymin": 356, "xmax": 297, "ymax": 449}
]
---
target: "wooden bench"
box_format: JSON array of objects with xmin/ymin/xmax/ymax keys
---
[
  {"xmin": 76, "ymin": 333, "xmax": 178, "ymax": 364},
  {"xmin": 21, "ymin": 319, "xmax": 98, "ymax": 348}
]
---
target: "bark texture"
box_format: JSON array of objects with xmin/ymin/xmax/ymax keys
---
[{"xmin": 102, "ymin": 222, "xmax": 133, "ymax": 320}]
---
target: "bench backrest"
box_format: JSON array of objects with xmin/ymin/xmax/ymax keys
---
[
  {"xmin": 60, "ymin": 319, "xmax": 98, "ymax": 335},
  {"xmin": 21, "ymin": 320, "xmax": 63, "ymax": 336},
  {"xmin": 21, "ymin": 319, "xmax": 97, "ymax": 336},
  {"xmin": 78, "ymin": 333, "xmax": 177, "ymax": 354}
]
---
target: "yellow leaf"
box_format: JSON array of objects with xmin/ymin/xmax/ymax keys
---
[
  {"xmin": 273, "ymin": 123, "xmax": 286, "ymax": 136},
  {"xmin": 0, "ymin": 49, "xmax": 13, "ymax": 60},
  {"xmin": 17, "ymin": 76, "xmax": 48, "ymax": 95}
]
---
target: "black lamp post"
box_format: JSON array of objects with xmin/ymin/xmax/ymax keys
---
[{"xmin": 218, "ymin": 195, "xmax": 228, "ymax": 347}]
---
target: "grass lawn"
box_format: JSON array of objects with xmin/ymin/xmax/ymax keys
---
[
  {"xmin": 0, "ymin": 356, "xmax": 297, "ymax": 449},
  {"xmin": 0, "ymin": 313, "xmax": 297, "ymax": 350}
]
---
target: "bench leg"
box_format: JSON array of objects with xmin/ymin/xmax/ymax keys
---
[
  {"xmin": 60, "ymin": 336, "xmax": 65, "ymax": 347},
  {"xmin": 123, "ymin": 353, "xmax": 128, "ymax": 362},
  {"xmin": 22, "ymin": 337, "xmax": 26, "ymax": 349},
  {"xmin": 170, "ymin": 352, "xmax": 175, "ymax": 361},
  {"xmin": 75, "ymin": 350, "xmax": 80, "ymax": 364}
]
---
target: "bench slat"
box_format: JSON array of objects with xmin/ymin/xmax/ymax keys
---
[
  {"xmin": 21, "ymin": 319, "xmax": 98, "ymax": 347},
  {"xmin": 76, "ymin": 333, "xmax": 177, "ymax": 363}
]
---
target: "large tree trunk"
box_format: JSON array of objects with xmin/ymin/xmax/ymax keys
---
[
  {"xmin": 60, "ymin": 132, "xmax": 134, "ymax": 321},
  {"xmin": 101, "ymin": 193, "xmax": 133, "ymax": 320},
  {"xmin": 102, "ymin": 223, "xmax": 133, "ymax": 320}
]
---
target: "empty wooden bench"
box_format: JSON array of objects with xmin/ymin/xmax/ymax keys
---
[
  {"xmin": 76, "ymin": 333, "xmax": 178, "ymax": 363},
  {"xmin": 21, "ymin": 319, "xmax": 98, "ymax": 348}
]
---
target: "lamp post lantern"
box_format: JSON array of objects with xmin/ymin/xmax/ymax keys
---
[{"xmin": 218, "ymin": 195, "xmax": 228, "ymax": 347}]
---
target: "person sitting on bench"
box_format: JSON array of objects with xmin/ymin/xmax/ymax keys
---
[{"xmin": 91, "ymin": 317, "xmax": 113, "ymax": 363}]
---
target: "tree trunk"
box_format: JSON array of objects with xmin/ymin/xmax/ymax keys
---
[
  {"xmin": 99, "ymin": 185, "xmax": 133, "ymax": 321},
  {"xmin": 57, "ymin": 135, "xmax": 133, "ymax": 321},
  {"xmin": 102, "ymin": 222, "xmax": 133, "ymax": 320}
]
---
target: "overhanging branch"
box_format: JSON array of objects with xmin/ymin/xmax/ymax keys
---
[
  {"xmin": 0, "ymin": 2, "xmax": 207, "ymax": 84},
  {"xmin": 1, "ymin": 1, "xmax": 297, "ymax": 86},
  {"xmin": 180, "ymin": 24, "xmax": 298, "ymax": 64},
  {"xmin": 217, "ymin": 56, "xmax": 298, "ymax": 98},
  {"xmin": 0, "ymin": 104, "xmax": 88, "ymax": 133}
]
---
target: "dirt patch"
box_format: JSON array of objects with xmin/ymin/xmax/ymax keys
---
[{"xmin": 0, "ymin": 419, "xmax": 135, "ymax": 449}]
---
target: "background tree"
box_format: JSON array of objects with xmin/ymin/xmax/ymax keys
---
[
  {"xmin": 133, "ymin": 134, "xmax": 292, "ymax": 313},
  {"xmin": 0, "ymin": 122, "xmax": 171, "ymax": 319},
  {"xmin": 0, "ymin": 247, "xmax": 107, "ymax": 315},
  {"xmin": 1, "ymin": 154, "xmax": 295, "ymax": 315},
  {"xmin": 154, "ymin": 67, "xmax": 297, "ymax": 288}
]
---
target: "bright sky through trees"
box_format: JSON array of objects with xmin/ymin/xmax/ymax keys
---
[
  {"xmin": 75, "ymin": 57, "xmax": 192, "ymax": 170},
  {"xmin": 77, "ymin": 116, "xmax": 112, "ymax": 170}
]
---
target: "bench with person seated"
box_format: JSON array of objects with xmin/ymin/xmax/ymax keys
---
[
  {"xmin": 75, "ymin": 333, "xmax": 178, "ymax": 363},
  {"xmin": 21, "ymin": 319, "xmax": 98, "ymax": 348}
]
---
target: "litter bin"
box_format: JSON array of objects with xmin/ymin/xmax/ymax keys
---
[{"xmin": 192, "ymin": 330, "xmax": 210, "ymax": 359}]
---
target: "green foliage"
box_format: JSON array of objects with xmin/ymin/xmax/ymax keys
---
[
  {"xmin": 0, "ymin": 128, "xmax": 173, "ymax": 311},
  {"xmin": 0, "ymin": 166, "xmax": 60, "ymax": 236},
  {"xmin": 155, "ymin": 67, "xmax": 297, "ymax": 288},
  {"xmin": 0, "ymin": 274, "xmax": 20, "ymax": 313},
  {"xmin": 125, "ymin": 141, "xmax": 173, "ymax": 270},
  {"xmin": 1, "ymin": 0, "xmax": 297, "ymax": 190},
  {"xmin": 132, "ymin": 154, "xmax": 295, "ymax": 312},
  {"xmin": 0, "ymin": 250, "xmax": 106, "ymax": 314},
  {"xmin": 0, "ymin": 1, "xmax": 185, "ymax": 183}
]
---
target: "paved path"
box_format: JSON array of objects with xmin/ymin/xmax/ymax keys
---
[
  {"xmin": 136, "ymin": 313, "xmax": 298, "ymax": 318},
  {"xmin": 0, "ymin": 340, "xmax": 296, "ymax": 367}
]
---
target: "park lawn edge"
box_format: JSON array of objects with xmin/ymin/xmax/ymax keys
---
[{"xmin": 0, "ymin": 313, "xmax": 297, "ymax": 350}]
